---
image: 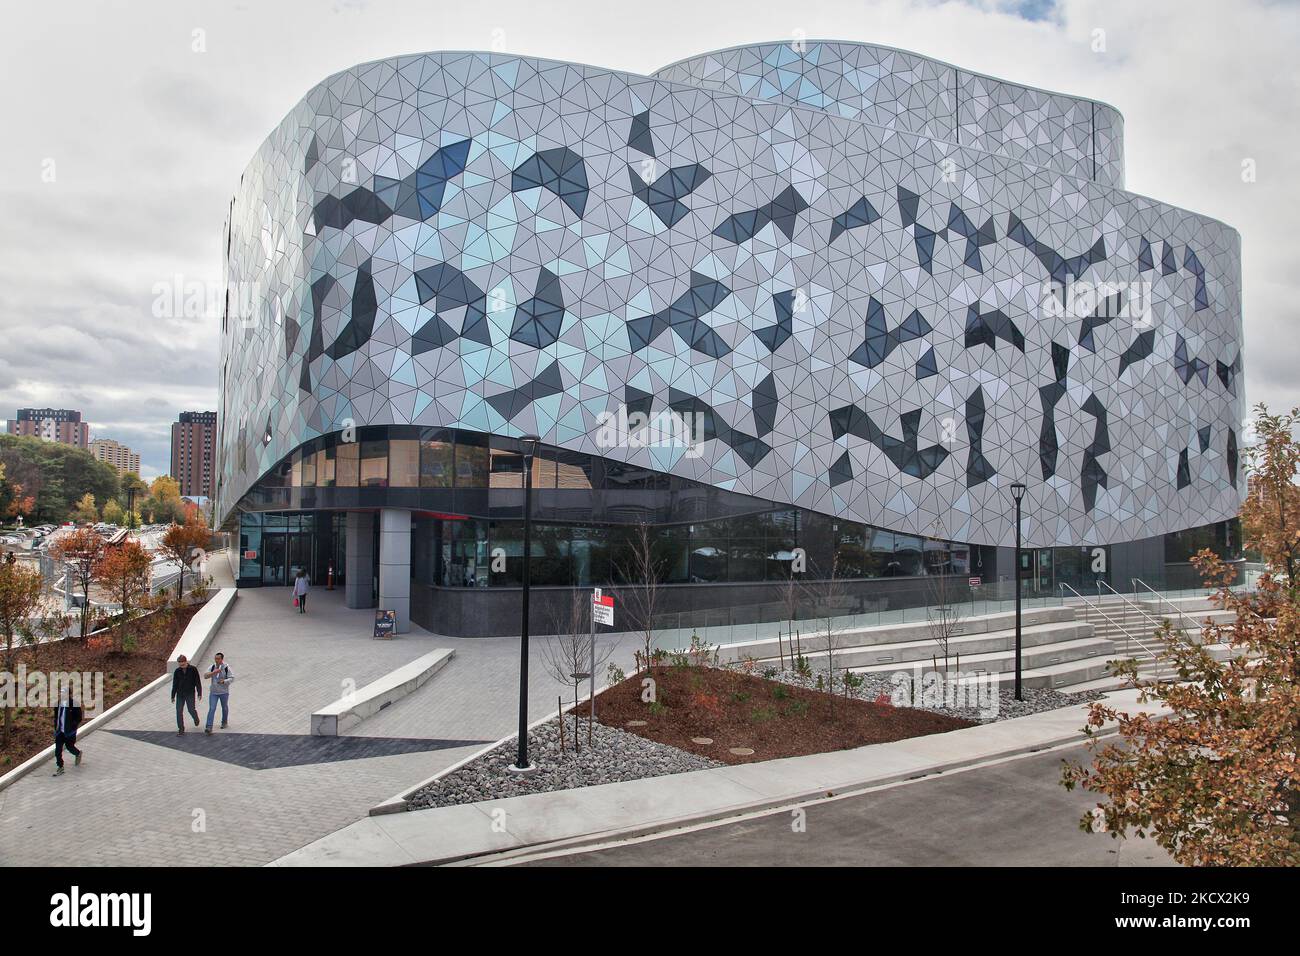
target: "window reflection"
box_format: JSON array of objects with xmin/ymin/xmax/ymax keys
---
[
  {"xmin": 360, "ymin": 440, "xmax": 388, "ymax": 487},
  {"xmin": 389, "ymin": 439, "xmax": 420, "ymax": 487}
]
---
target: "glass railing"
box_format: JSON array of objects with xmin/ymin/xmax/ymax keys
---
[
  {"xmin": 653, "ymin": 583, "xmax": 1066, "ymax": 651},
  {"xmin": 651, "ymin": 562, "xmax": 1266, "ymax": 652}
]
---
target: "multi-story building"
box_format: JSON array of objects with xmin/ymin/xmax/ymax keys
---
[
  {"xmin": 217, "ymin": 41, "xmax": 1245, "ymax": 635},
  {"xmin": 90, "ymin": 438, "xmax": 141, "ymax": 477},
  {"xmin": 171, "ymin": 411, "xmax": 217, "ymax": 499},
  {"xmin": 91, "ymin": 438, "xmax": 141, "ymax": 477},
  {"xmin": 7, "ymin": 407, "xmax": 90, "ymax": 449}
]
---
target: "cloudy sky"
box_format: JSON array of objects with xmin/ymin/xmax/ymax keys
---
[{"xmin": 1, "ymin": 0, "xmax": 1295, "ymax": 478}]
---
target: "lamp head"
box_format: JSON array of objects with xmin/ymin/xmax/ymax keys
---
[
  {"xmin": 1010, "ymin": 482, "xmax": 1027, "ymax": 503},
  {"xmin": 519, "ymin": 434, "xmax": 541, "ymax": 460}
]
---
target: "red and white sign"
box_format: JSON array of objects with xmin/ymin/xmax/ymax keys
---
[
  {"xmin": 245, "ymin": 550, "xmax": 258, "ymax": 560},
  {"xmin": 592, "ymin": 588, "xmax": 614, "ymax": 626},
  {"xmin": 968, "ymin": 576, "xmax": 982, "ymax": 587}
]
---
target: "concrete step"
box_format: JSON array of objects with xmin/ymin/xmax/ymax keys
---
[
  {"xmin": 715, "ymin": 605, "xmax": 1078, "ymax": 663},
  {"xmin": 775, "ymin": 621, "xmax": 1096, "ymax": 670},
  {"xmin": 1041, "ymin": 638, "xmax": 1239, "ymax": 693},
  {"xmin": 848, "ymin": 636, "xmax": 1117, "ymax": 688}
]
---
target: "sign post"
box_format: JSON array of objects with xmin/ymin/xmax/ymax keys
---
[{"xmin": 590, "ymin": 588, "xmax": 614, "ymax": 720}]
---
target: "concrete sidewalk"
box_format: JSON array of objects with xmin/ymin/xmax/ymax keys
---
[
  {"xmin": 0, "ymin": 570, "xmax": 641, "ymax": 866},
  {"xmin": 270, "ymin": 688, "xmax": 1159, "ymax": 866}
]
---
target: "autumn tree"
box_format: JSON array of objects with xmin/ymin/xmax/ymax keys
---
[
  {"xmin": 159, "ymin": 514, "xmax": 210, "ymax": 600},
  {"xmin": 118, "ymin": 473, "xmax": 147, "ymax": 528},
  {"xmin": 93, "ymin": 539, "xmax": 153, "ymax": 652},
  {"xmin": 102, "ymin": 499, "xmax": 124, "ymax": 525},
  {"xmin": 1062, "ymin": 404, "xmax": 1300, "ymax": 866},
  {"xmin": 71, "ymin": 492, "xmax": 99, "ymax": 524},
  {"xmin": 0, "ymin": 560, "xmax": 44, "ymax": 744},
  {"xmin": 49, "ymin": 527, "xmax": 103, "ymax": 641},
  {"xmin": 0, "ymin": 461, "xmax": 34, "ymax": 523},
  {"xmin": 145, "ymin": 475, "xmax": 184, "ymax": 525}
]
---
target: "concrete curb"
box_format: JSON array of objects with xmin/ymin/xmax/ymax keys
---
[
  {"xmin": 274, "ymin": 687, "xmax": 1164, "ymax": 866},
  {"xmin": 0, "ymin": 588, "xmax": 238, "ymax": 793}
]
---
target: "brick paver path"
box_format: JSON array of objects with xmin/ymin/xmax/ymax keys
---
[{"xmin": 0, "ymin": 563, "xmax": 640, "ymax": 866}]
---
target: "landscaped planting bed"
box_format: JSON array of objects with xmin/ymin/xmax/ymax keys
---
[
  {"xmin": 582, "ymin": 665, "xmax": 974, "ymax": 765},
  {"xmin": 406, "ymin": 656, "xmax": 1096, "ymax": 811},
  {"xmin": 0, "ymin": 603, "xmax": 206, "ymax": 770},
  {"xmin": 755, "ymin": 663, "xmax": 1105, "ymax": 723}
]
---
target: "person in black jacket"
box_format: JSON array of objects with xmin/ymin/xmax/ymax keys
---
[
  {"xmin": 52, "ymin": 689, "xmax": 83, "ymax": 776},
  {"xmin": 170, "ymin": 654, "xmax": 203, "ymax": 735}
]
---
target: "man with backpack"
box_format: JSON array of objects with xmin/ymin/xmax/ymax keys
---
[{"xmin": 203, "ymin": 652, "xmax": 235, "ymax": 734}]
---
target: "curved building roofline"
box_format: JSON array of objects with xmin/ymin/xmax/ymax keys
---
[
  {"xmin": 234, "ymin": 47, "xmax": 1235, "ymax": 236},
  {"xmin": 652, "ymin": 38, "xmax": 1124, "ymax": 119}
]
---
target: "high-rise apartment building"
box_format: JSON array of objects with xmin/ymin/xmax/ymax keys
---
[
  {"xmin": 171, "ymin": 411, "xmax": 217, "ymax": 498},
  {"xmin": 6, "ymin": 408, "xmax": 90, "ymax": 448},
  {"xmin": 90, "ymin": 438, "xmax": 141, "ymax": 476}
]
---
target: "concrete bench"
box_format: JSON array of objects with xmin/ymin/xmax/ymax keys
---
[{"xmin": 311, "ymin": 648, "xmax": 454, "ymax": 736}]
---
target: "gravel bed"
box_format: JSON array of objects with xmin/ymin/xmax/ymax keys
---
[
  {"xmin": 408, "ymin": 718, "xmax": 722, "ymax": 810},
  {"xmin": 738, "ymin": 663, "xmax": 1104, "ymax": 723}
]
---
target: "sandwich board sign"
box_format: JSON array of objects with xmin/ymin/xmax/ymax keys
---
[
  {"xmin": 592, "ymin": 588, "xmax": 614, "ymax": 627},
  {"xmin": 373, "ymin": 609, "xmax": 397, "ymax": 639}
]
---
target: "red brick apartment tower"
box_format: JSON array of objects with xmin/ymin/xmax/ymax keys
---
[
  {"xmin": 6, "ymin": 408, "xmax": 90, "ymax": 448},
  {"xmin": 170, "ymin": 410, "xmax": 217, "ymax": 498}
]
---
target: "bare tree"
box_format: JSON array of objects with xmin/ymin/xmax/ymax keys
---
[
  {"xmin": 924, "ymin": 542, "xmax": 965, "ymax": 675},
  {"xmin": 778, "ymin": 568, "xmax": 802, "ymax": 670},
  {"xmin": 539, "ymin": 588, "xmax": 614, "ymax": 752},
  {"xmin": 803, "ymin": 554, "xmax": 850, "ymax": 718},
  {"xmin": 613, "ymin": 520, "xmax": 665, "ymax": 673}
]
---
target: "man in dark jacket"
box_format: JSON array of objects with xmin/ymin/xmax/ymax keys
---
[
  {"xmin": 171, "ymin": 654, "xmax": 203, "ymax": 735},
  {"xmin": 52, "ymin": 689, "xmax": 83, "ymax": 776}
]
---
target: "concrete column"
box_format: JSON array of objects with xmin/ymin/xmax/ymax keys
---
[
  {"xmin": 344, "ymin": 511, "xmax": 375, "ymax": 609},
  {"xmin": 378, "ymin": 508, "xmax": 412, "ymax": 634}
]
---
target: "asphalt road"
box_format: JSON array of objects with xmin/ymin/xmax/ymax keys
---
[{"xmin": 516, "ymin": 744, "xmax": 1176, "ymax": 867}]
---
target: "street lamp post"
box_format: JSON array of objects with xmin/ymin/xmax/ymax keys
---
[
  {"xmin": 510, "ymin": 435, "xmax": 542, "ymax": 773},
  {"xmin": 1010, "ymin": 482, "xmax": 1027, "ymax": 701}
]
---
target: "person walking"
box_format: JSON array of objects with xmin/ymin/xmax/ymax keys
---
[
  {"xmin": 52, "ymin": 688, "xmax": 83, "ymax": 776},
  {"xmin": 293, "ymin": 569, "xmax": 310, "ymax": 614},
  {"xmin": 171, "ymin": 654, "xmax": 202, "ymax": 735},
  {"xmin": 203, "ymin": 652, "xmax": 234, "ymax": 734}
]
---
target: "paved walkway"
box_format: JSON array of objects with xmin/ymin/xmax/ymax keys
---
[
  {"xmin": 271, "ymin": 688, "xmax": 1163, "ymax": 866},
  {"xmin": 0, "ymin": 568, "xmax": 640, "ymax": 866}
]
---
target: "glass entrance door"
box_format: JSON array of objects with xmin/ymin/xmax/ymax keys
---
[
  {"xmin": 288, "ymin": 532, "xmax": 312, "ymax": 583},
  {"xmin": 262, "ymin": 533, "xmax": 288, "ymax": 586},
  {"xmin": 1034, "ymin": 548, "xmax": 1053, "ymax": 595}
]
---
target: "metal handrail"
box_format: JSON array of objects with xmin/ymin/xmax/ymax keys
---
[
  {"xmin": 1130, "ymin": 577, "xmax": 1199, "ymax": 638},
  {"xmin": 1096, "ymin": 579, "xmax": 1173, "ymax": 633},
  {"xmin": 1060, "ymin": 581, "xmax": 1167, "ymax": 680}
]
